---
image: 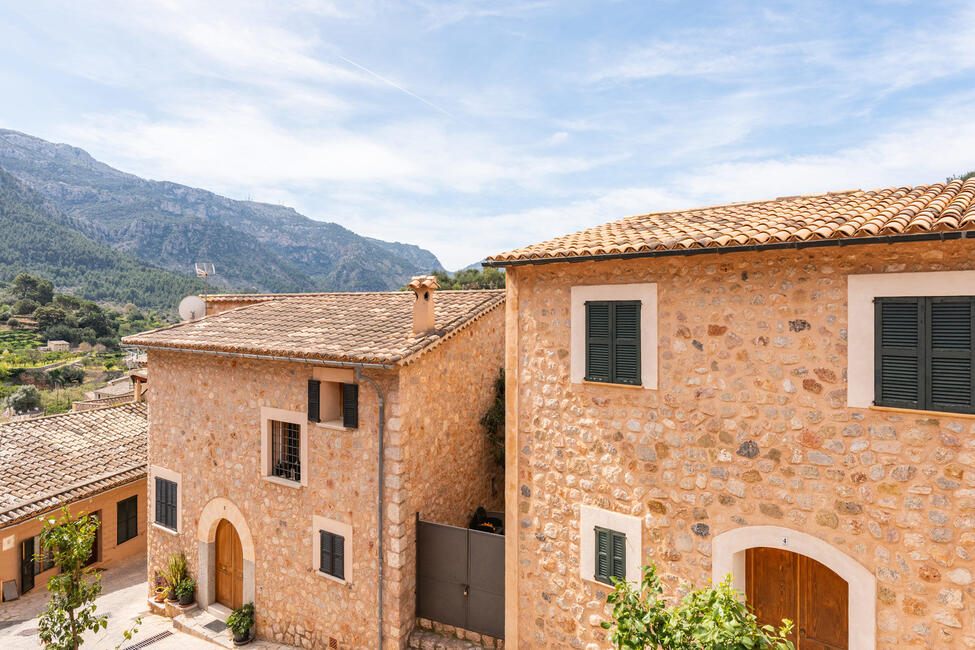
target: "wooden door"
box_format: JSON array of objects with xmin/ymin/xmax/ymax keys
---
[
  {"xmin": 215, "ymin": 519, "xmax": 243, "ymax": 610},
  {"xmin": 746, "ymin": 547, "xmax": 848, "ymax": 650}
]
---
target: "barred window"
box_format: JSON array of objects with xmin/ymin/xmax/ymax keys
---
[{"xmin": 271, "ymin": 420, "xmax": 301, "ymax": 483}]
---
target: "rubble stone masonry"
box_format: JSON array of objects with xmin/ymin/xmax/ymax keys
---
[{"xmin": 504, "ymin": 239, "xmax": 975, "ymax": 649}]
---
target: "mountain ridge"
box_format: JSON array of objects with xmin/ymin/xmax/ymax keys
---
[{"xmin": 0, "ymin": 129, "xmax": 444, "ymax": 293}]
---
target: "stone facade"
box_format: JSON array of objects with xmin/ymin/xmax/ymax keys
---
[
  {"xmin": 145, "ymin": 305, "xmax": 503, "ymax": 649},
  {"xmin": 503, "ymin": 239, "xmax": 975, "ymax": 649}
]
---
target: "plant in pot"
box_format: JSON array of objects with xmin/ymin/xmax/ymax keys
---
[
  {"xmin": 152, "ymin": 569, "xmax": 168, "ymax": 602},
  {"xmin": 176, "ymin": 578, "xmax": 196, "ymax": 606},
  {"xmin": 226, "ymin": 603, "xmax": 255, "ymax": 646},
  {"xmin": 162, "ymin": 551, "xmax": 187, "ymax": 602}
]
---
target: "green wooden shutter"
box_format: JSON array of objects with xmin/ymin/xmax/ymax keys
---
[
  {"xmin": 332, "ymin": 534, "xmax": 345, "ymax": 580},
  {"xmin": 586, "ymin": 303, "xmax": 612, "ymax": 382},
  {"xmin": 613, "ymin": 302, "xmax": 641, "ymax": 385},
  {"xmin": 875, "ymin": 298, "xmax": 922, "ymax": 409},
  {"xmin": 610, "ymin": 531, "xmax": 626, "ymax": 580},
  {"xmin": 308, "ymin": 379, "xmax": 321, "ymax": 423},
  {"xmin": 154, "ymin": 477, "xmax": 165, "ymax": 526},
  {"xmin": 927, "ymin": 297, "xmax": 974, "ymax": 413},
  {"xmin": 595, "ymin": 528, "xmax": 611, "ymax": 584},
  {"xmin": 342, "ymin": 383, "xmax": 358, "ymax": 428},
  {"xmin": 20, "ymin": 537, "xmax": 35, "ymax": 594},
  {"xmin": 320, "ymin": 530, "xmax": 332, "ymax": 575}
]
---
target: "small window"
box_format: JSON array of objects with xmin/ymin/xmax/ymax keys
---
[
  {"xmin": 319, "ymin": 530, "xmax": 345, "ymax": 580},
  {"xmin": 155, "ymin": 477, "xmax": 178, "ymax": 530},
  {"xmin": 594, "ymin": 527, "xmax": 626, "ymax": 585},
  {"xmin": 117, "ymin": 495, "xmax": 139, "ymax": 545},
  {"xmin": 875, "ymin": 296, "xmax": 974, "ymax": 414},
  {"xmin": 271, "ymin": 420, "xmax": 302, "ymax": 482},
  {"xmin": 585, "ymin": 301, "xmax": 641, "ymax": 385}
]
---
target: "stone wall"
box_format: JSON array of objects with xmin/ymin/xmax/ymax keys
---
[{"xmin": 504, "ymin": 239, "xmax": 975, "ymax": 649}]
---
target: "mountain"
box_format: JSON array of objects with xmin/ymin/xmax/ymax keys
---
[
  {"xmin": 0, "ymin": 129, "xmax": 444, "ymax": 293},
  {"xmin": 0, "ymin": 168, "xmax": 211, "ymax": 310}
]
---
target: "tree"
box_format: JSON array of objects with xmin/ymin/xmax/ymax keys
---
[
  {"xmin": 34, "ymin": 305, "xmax": 68, "ymax": 329},
  {"xmin": 12, "ymin": 298, "xmax": 40, "ymax": 315},
  {"xmin": 3, "ymin": 385, "xmax": 42, "ymax": 413},
  {"xmin": 12, "ymin": 273, "xmax": 53, "ymax": 304},
  {"xmin": 601, "ymin": 563, "xmax": 794, "ymax": 650},
  {"xmin": 36, "ymin": 508, "xmax": 113, "ymax": 650},
  {"xmin": 947, "ymin": 171, "xmax": 975, "ymax": 182},
  {"xmin": 479, "ymin": 368, "xmax": 505, "ymax": 467},
  {"xmin": 49, "ymin": 365, "xmax": 85, "ymax": 385}
]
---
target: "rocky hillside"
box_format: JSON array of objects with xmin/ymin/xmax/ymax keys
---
[{"xmin": 0, "ymin": 129, "xmax": 444, "ymax": 292}]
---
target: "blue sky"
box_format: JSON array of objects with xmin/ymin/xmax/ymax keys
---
[{"xmin": 2, "ymin": 1, "xmax": 974, "ymax": 269}]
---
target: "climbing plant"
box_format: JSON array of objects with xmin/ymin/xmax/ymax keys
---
[{"xmin": 480, "ymin": 368, "xmax": 505, "ymax": 467}]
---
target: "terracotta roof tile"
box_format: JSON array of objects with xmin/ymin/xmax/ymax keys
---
[
  {"xmin": 123, "ymin": 290, "xmax": 505, "ymax": 365},
  {"xmin": 0, "ymin": 403, "xmax": 147, "ymax": 527},
  {"xmin": 487, "ymin": 179, "xmax": 975, "ymax": 263}
]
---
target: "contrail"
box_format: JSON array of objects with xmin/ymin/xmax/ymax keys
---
[{"xmin": 337, "ymin": 54, "xmax": 456, "ymax": 119}]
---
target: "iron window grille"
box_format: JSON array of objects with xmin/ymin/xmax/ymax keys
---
[
  {"xmin": 319, "ymin": 530, "xmax": 345, "ymax": 580},
  {"xmin": 116, "ymin": 495, "xmax": 139, "ymax": 545},
  {"xmin": 154, "ymin": 477, "xmax": 178, "ymax": 530},
  {"xmin": 594, "ymin": 527, "xmax": 626, "ymax": 585},
  {"xmin": 875, "ymin": 296, "xmax": 974, "ymax": 414},
  {"xmin": 271, "ymin": 420, "xmax": 302, "ymax": 482}
]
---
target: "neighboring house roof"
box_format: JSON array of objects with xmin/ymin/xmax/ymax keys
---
[
  {"xmin": 486, "ymin": 179, "xmax": 975, "ymax": 265},
  {"xmin": 0, "ymin": 402, "xmax": 147, "ymax": 528},
  {"xmin": 122, "ymin": 290, "xmax": 505, "ymax": 365}
]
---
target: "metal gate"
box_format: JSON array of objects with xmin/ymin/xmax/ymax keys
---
[{"xmin": 416, "ymin": 519, "xmax": 504, "ymax": 639}]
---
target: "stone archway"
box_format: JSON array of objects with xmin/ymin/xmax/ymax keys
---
[
  {"xmin": 712, "ymin": 525, "xmax": 875, "ymax": 650},
  {"xmin": 197, "ymin": 497, "xmax": 256, "ymax": 610}
]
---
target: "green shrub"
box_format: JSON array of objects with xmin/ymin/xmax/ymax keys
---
[
  {"xmin": 12, "ymin": 298, "xmax": 39, "ymax": 315},
  {"xmin": 3, "ymin": 385, "xmax": 42, "ymax": 413}
]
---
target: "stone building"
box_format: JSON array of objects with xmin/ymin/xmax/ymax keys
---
[
  {"xmin": 486, "ymin": 179, "xmax": 975, "ymax": 649},
  {"xmin": 0, "ymin": 402, "xmax": 148, "ymax": 601},
  {"xmin": 122, "ymin": 279, "xmax": 504, "ymax": 649}
]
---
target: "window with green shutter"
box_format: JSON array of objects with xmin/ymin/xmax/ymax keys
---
[
  {"xmin": 319, "ymin": 530, "xmax": 345, "ymax": 580},
  {"xmin": 308, "ymin": 379, "xmax": 321, "ymax": 423},
  {"xmin": 116, "ymin": 495, "xmax": 139, "ymax": 545},
  {"xmin": 341, "ymin": 383, "xmax": 358, "ymax": 429},
  {"xmin": 586, "ymin": 301, "xmax": 641, "ymax": 385},
  {"xmin": 154, "ymin": 477, "xmax": 178, "ymax": 530},
  {"xmin": 594, "ymin": 527, "xmax": 626, "ymax": 585},
  {"xmin": 875, "ymin": 296, "xmax": 974, "ymax": 414}
]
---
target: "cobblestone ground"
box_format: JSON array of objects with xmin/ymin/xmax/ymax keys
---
[{"xmin": 408, "ymin": 627, "xmax": 497, "ymax": 650}]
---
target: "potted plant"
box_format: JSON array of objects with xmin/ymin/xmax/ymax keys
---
[
  {"xmin": 153, "ymin": 586, "xmax": 168, "ymax": 603},
  {"xmin": 226, "ymin": 603, "xmax": 255, "ymax": 646},
  {"xmin": 152, "ymin": 569, "xmax": 168, "ymax": 602},
  {"xmin": 176, "ymin": 578, "xmax": 196, "ymax": 606},
  {"xmin": 162, "ymin": 552, "xmax": 187, "ymax": 601}
]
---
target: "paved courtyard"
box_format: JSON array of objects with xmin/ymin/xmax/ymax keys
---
[{"xmin": 0, "ymin": 552, "xmax": 216, "ymax": 649}]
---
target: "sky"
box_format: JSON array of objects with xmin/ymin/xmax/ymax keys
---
[{"xmin": 2, "ymin": 1, "xmax": 975, "ymax": 270}]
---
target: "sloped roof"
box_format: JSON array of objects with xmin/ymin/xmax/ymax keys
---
[
  {"xmin": 123, "ymin": 290, "xmax": 505, "ymax": 365},
  {"xmin": 487, "ymin": 179, "xmax": 975, "ymax": 264},
  {"xmin": 0, "ymin": 402, "xmax": 147, "ymax": 528}
]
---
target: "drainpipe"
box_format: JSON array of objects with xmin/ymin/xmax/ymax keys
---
[{"xmin": 355, "ymin": 367, "xmax": 385, "ymax": 649}]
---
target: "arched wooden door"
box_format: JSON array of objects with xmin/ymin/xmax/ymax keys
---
[
  {"xmin": 746, "ymin": 547, "xmax": 848, "ymax": 650},
  {"xmin": 215, "ymin": 519, "xmax": 243, "ymax": 610}
]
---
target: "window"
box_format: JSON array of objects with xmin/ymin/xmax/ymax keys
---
[
  {"xmin": 875, "ymin": 296, "xmax": 974, "ymax": 414},
  {"xmin": 117, "ymin": 495, "xmax": 138, "ymax": 545},
  {"xmin": 585, "ymin": 301, "xmax": 641, "ymax": 385},
  {"xmin": 308, "ymin": 380, "xmax": 359, "ymax": 428},
  {"xmin": 594, "ymin": 527, "xmax": 626, "ymax": 585},
  {"xmin": 271, "ymin": 420, "xmax": 302, "ymax": 482},
  {"xmin": 319, "ymin": 530, "xmax": 345, "ymax": 580},
  {"xmin": 155, "ymin": 477, "xmax": 178, "ymax": 530}
]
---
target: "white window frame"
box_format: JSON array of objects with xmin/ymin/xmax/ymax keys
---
[
  {"xmin": 847, "ymin": 270, "xmax": 975, "ymax": 408},
  {"xmin": 150, "ymin": 465, "xmax": 182, "ymax": 535},
  {"xmin": 571, "ymin": 283, "xmax": 658, "ymax": 389},
  {"xmin": 578, "ymin": 505, "xmax": 641, "ymax": 587},
  {"xmin": 260, "ymin": 407, "xmax": 309, "ymax": 488},
  {"xmin": 311, "ymin": 515, "xmax": 353, "ymax": 585}
]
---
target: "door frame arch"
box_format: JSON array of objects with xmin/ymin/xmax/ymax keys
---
[
  {"xmin": 712, "ymin": 525, "xmax": 875, "ymax": 650},
  {"xmin": 197, "ymin": 497, "xmax": 256, "ymax": 610}
]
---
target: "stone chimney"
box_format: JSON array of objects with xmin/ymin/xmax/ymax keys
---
[{"xmin": 408, "ymin": 275, "xmax": 440, "ymax": 334}]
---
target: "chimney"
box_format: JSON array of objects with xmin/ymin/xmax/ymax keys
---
[{"xmin": 408, "ymin": 275, "xmax": 440, "ymax": 334}]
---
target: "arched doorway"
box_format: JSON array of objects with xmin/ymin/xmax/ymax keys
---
[
  {"xmin": 746, "ymin": 547, "xmax": 848, "ymax": 649},
  {"xmin": 712, "ymin": 526, "xmax": 876, "ymax": 650},
  {"xmin": 215, "ymin": 519, "xmax": 244, "ymax": 610}
]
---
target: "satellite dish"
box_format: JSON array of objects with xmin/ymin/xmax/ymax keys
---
[{"xmin": 178, "ymin": 295, "xmax": 207, "ymax": 322}]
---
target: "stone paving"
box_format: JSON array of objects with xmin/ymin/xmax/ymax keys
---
[{"xmin": 408, "ymin": 627, "xmax": 497, "ymax": 650}]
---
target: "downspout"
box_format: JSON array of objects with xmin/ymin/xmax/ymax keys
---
[{"xmin": 356, "ymin": 367, "xmax": 385, "ymax": 649}]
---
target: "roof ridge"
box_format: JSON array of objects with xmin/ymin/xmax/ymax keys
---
[
  {"xmin": 0, "ymin": 400, "xmax": 144, "ymax": 428},
  {"xmin": 628, "ymin": 188, "xmax": 873, "ymax": 220}
]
